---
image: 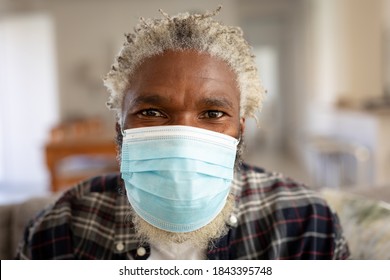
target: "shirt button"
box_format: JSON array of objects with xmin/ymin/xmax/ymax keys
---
[
  {"xmin": 229, "ymin": 215, "xmax": 238, "ymax": 225},
  {"xmin": 116, "ymin": 242, "xmax": 125, "ymax": 252},
  {"xmin": 137, "ymin": 247, "xmax": 146, "ymax": 257}
]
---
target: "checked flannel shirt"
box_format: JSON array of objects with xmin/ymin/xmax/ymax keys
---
[{"xmin": 16, "ymin": 163, "xmax": 350, "ymax": 260}]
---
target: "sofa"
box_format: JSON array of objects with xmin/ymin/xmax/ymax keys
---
[
  {"xmin": 321, "ymin": 186, "xmax": 390, "ymax": 259},
  {"xmin": 1, "ymin": 186, "xmax": 389, "ymax": 259},
  {"xmin": 0, "ymin": 195, "xmax": 58, "ymax": 259}
]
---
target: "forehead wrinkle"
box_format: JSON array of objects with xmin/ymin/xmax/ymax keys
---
[
  {"xmin": 195, "ymin": 75, "xmax": 238, "ymax": 92},
  {"xmin": 199, "ymin": 97, "xmax": 234, "ymax": 110},
  {"xmin": 129, "ymin": 94, "xmax": 171, "ymax": 108}
]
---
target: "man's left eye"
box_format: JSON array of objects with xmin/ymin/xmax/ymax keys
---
[{"xmin": 203, "ymin": 111, "xmax": 225, "ymax": 119}]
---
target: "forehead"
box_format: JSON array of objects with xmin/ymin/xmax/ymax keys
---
[{"xmin": 128, "ymin": 49, "xmax": 239, "ymax": 94}]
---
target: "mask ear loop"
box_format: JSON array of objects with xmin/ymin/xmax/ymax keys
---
[
  {"xmin": 237, "ymin": 136, "xmax": 241, "ymax": 142},
  {"xmin": 120, "ymin": 119, "xmax": 125, "ymax": 137},
  {"xmin": 236, "ymin": 135, "xmax": 242, "ymax": 146}
]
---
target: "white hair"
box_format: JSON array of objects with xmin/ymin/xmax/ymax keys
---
[{"xmin": 104, "ymin": 6, "xmax": 265, "ymax": 123}]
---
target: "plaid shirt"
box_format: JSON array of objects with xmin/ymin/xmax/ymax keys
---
[{"xmin": 16, "ymin": 163, "xmax": 349, "ymax": 260}]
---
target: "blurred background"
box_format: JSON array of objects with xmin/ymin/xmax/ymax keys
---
[{"xmin": 1, "ymin": 0, "xmax": 390, "ymax": 203}]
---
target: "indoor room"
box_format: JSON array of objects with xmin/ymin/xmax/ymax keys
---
[{"xmin": 1, "ymin": 0, "xmax": 390, "ymax": 260}]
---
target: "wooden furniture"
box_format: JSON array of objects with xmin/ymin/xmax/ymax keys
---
[{"xmin": 44, "ymin": 119, "xmax": 118, "ymax": 192}]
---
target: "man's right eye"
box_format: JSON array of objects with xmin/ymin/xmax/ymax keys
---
[{"xmin": 139, "ymin": 109, "xmax": 166, "ymax": 118}]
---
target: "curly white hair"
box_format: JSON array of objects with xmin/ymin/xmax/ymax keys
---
[{"xmin": 104, "ymin": 6, "xmax": 265, "ymax": 123}]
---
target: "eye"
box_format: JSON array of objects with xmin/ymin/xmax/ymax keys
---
[
  {"xmin": 202, "ymin": 110, "xmax": 225, "ymax": 119},
  {"xmin": 139, "ymin": 109, "xmax": 166, "ymax": 118}
]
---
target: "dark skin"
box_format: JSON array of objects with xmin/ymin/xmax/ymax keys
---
[{"xmin": 121, "ymin": 49, "xmax": 245, "ymax": 140}]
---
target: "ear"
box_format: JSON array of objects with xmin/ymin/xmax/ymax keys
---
[{"xmin": 239, "ymin": 117, "xmax": 246, "ymax": 136}]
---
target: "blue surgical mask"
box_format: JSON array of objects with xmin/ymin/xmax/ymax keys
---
[{"xmin": 120, "ymin": 125, "xmax": 238, "ymax": 233}]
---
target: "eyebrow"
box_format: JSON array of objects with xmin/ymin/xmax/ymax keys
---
[
  {"xmin": 129, "ymin": 94, "xmax": 234, "ymax": 110},
  {"xmin": 129, "ymin": 94, "xmax": 170, "ymax": 107},
  {"xmin": 201, "ymin": 97, "xmax": 234, "ymax": 110}
]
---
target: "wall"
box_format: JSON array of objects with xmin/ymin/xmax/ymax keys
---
[
  {"xmin": 304, "ymin": 0, "xmax": 382, "ymax": 109},
  {"xmin": 383, "ymin": 0, "xmax": 390, "ymax": 94}
]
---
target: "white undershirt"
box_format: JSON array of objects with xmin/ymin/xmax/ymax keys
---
[{"xmin": 148, "ymin": 241, "xmax": 206, "ymax": 260}]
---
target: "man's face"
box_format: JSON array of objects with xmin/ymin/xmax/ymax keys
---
[
  {"xmin": 121, "ymin": 49, "xmax": 244, "ymax": 137},
  {"xmin": 119, "ymin": 50, "xmax": 244, "ymax": 248}
]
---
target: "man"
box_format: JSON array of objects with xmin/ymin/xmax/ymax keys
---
[{"xmin": 16, "ymin": 7, "xmax": 349, "ymax": 260}]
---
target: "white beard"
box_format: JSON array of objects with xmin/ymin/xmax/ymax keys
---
[{"xmin": 129, "ymin": 194, "xmax": 235, "ymax": 250}]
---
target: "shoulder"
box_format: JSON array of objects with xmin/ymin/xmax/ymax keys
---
[
  {"xmin": 54, "ymin": 172, "xmax": 121, "ymax": 205},
  {"xmin": 233, "ymin": 163, "xmax": 325, "ymax": 208},
  {"xmin": 231, "ymin": 163, "xmax": 350, "ymax": 259},
  {"xmin": 17, "ymin": 173, "xmax": 123, "ymax": 259},
  {"xmin": 38, "ymin": 173, "xmax": 122, "ymax": 225}
]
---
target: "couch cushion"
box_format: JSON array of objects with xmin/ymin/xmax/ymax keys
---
[
  {"xmin": 0, "ymin": 204, "xmax": 14, "ymax": 259},
  {"xmin": 321, "ymin": 189, "xmax": 390, "ymax": 259},
  {"xmin": 10, "ymin": 196, "xmax": 58, "ymax": 259}
]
